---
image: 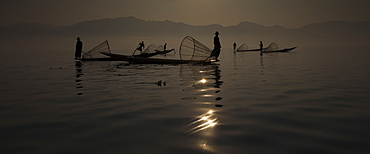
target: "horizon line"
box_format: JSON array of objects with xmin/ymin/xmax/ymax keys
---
[{"xmin": 2, "ymin": 16, "xmax": 370, "ymax": 29}]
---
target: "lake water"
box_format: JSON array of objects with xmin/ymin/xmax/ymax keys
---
[{"xmin": 1, "ymin": 44, "xmax": 370, "ymax": 153}]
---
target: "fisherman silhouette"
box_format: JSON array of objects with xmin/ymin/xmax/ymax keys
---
[
  {"xmin": 233, "ymin": 42, "xmax": 237, "ymax": 52},
  {"xmin": 259, "ymin": 41, "xmax": 264, "ymax": 56},
  {"xmin": 211, "ymin": 31, "xmax": 221, "ymax": 61},
  {"xmin": 163, "ymin": 43, "xmax": 168, "ymax": 57},
  {"xmin": 137, "ymin": 41, "xmax": 145, "ymax": 53},
  {"xmin": 132, "ymin": 41, "xmax": 145, "ymax": 56},
  {"xmin": 75, "ymin": 37, "xmax": 83, "ymax": 59}
]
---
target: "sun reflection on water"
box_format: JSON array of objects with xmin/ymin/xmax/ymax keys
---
[
  {"xmin": 179, "ymin": 65, "xmax": 222, "ymax": 153},
  {"xmin": 185, "ymin": 110, "xmax": 219, "ymax": 153},
  {"xmin": 200, "ymin": 141, "xmax": 214, "ymax": 152},
  {"xmin": 199, "ymin": 78, "xmax": 207, "ymax": 83},
  {"xmin": 188, "ymin": 110, "xmax": 218, "ymax": 134}
]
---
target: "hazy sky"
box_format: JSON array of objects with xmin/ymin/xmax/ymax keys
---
[{"xmin": 1, "ymin": 0, "xmax": 369, "ymax": 28}]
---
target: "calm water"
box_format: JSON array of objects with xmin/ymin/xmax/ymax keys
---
[{"xmin": 1, "ymin": 44, "xmax": 370, "ymax": 153}]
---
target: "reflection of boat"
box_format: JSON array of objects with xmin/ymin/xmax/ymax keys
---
[{"xmin": 100, "ymin": 52, "xmax": 211, "ymax": 64}]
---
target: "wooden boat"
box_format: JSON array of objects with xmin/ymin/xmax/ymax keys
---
[
  {"xmin": 135, "ymin": 48, "xmax": 174, "ymax": 58},
  {"xmin": 236, "ymin": 48, "xmax": 267, "ymax": 52},
  {"xmin": 80, "ymin": 57, "xmax": 118, "ymax": 61},
  {"xmin": 236, "ymin": 42, "xmax": 297, "ymax": 53},
  {"xmin": 100, "ymin": 52, "xmax": 211, "ymax": 64},
  {"xmin": 263, "ymin": 47, "xmax": 297, "ymax": 53},
  {"xmin": 154, "ymin": 49, "xmax": 174, "ymax": 54}
]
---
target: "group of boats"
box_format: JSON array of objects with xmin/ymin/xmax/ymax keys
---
[
  {"xmin": 80, "ymin": 36, "xmax": 297, "ymax": 64},
  {"xmin": 81, "ymin": 36, "xmax": 216, "ymax": 64}
]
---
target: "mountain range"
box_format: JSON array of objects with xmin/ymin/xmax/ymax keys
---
[{"xmin": 0, "ymin": 16, "xmax": 369, "ymax": 51}]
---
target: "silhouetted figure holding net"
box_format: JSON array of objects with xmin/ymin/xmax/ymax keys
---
[
  {"xmin": 259, "ymin": 41, "xmax": 263, "ymax": 56},
  {"xmin": 75, "ymin": 37, "xmax": 83, "ymax": 60},
  {"xmin": 211, "ymin": 31, "xmax": 221, "ymax": 61},
  {"xmin": 233, "ymin": 42, "xmax": 237, "ymax": 52},
  {"xmin": 133, "ymin": 41, "xmax": 145, "ymax": 55}
]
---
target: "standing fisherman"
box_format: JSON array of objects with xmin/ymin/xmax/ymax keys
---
[
  {"xmin": 259, "ymin": 41, "xmax": 263, "ymax": 56},
  {"xmin": 75, "ymin": 37, "xmax": 83, "ymax": 59},
  {"xmin": 233, "ymin": 42, "xmax": 237, "ymax": 52},
  {"xmin": 211, "ymin": 31, "xmax": 221, "ymax": 61}
]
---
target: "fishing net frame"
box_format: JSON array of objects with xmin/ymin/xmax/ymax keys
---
[
  {"xmin": 236, "ymin": 43, "xmax": 248, "ymax": 51},
  {"xmin": 82, "ymin": 40, "xmax": 111, "ymax": 59},
  {"xmin": 141, "ymin": 44, "xmax": 157, "ymax": 54},
  {"xmin": 179, "ymin": 36, "xmax": 212, "ymax": 63},
  {"xmin": 265, "ymin": 42, "xmax": 279, "ymax": 52},
  {"xmin": 157, "ymin": 45, "xmax": 164, "ymax": 51}
]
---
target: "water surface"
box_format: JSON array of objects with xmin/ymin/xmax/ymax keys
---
[{"xmin": 1, "ymin": 45, "xmax": 370, "ymax": 153}]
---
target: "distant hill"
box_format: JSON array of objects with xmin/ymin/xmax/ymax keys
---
[
  {"xmin": 0, "ymin": 17, "xmax": 294, "ymax": 37},
  {"xmin": 0, "ymin": 16, "xmax": 369, "ymax": 51}
]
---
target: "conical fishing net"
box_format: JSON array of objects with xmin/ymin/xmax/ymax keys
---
[
  {"xmin": 142, "ymin": 44, "xmax": 157, "ymax": 54},
  {"xmin": 265, "ymin": 42, "xmax": 278, "ymax": 52},
  {"xmin": 236, "ymin": 43, "xmax": 248, "ymax": 51},
  {"xmin": 179, "ymin": 36, "xmax": 212, "ymax": 62},
  {"xmin": 157, "ymin": 45, "xmax": 164, "ymax": 51},
  {"xmin": 82, "ymin": 40, "xmax": 111, "ymax": 59}
]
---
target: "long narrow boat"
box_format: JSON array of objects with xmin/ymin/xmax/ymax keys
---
[
  {"xmin": 154, "ymin": 49, "xmax": 175, "ymax": 54},
  {"xmin": 81, "ymin": 57, "xmax": 118, "ymax": 61},
  {"xmin": 263, "ymin": 47, "xmax": 297, "ymax": 53},
  {"xmin": 137, "ymin": 49, "xmax": 174, "ymax": 57},
  {"xmin": 236, "ymin": 48, "xmax": 267, "ymax": 52},
  {"xmin": 100, "ymin": 52, "xmax": 211, "ymax": 64},
  {"xmin": 236, "ymin": 42, "xmax": 297, "ymax": 53}
]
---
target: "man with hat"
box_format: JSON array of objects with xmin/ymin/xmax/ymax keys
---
[
  {"xmin": 75, "ymin": 37, "xmax": 83, "ymax": 59},
  {"xmin": 211, "ymin": 31, "xmax": 221, "ymax": 61}
]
